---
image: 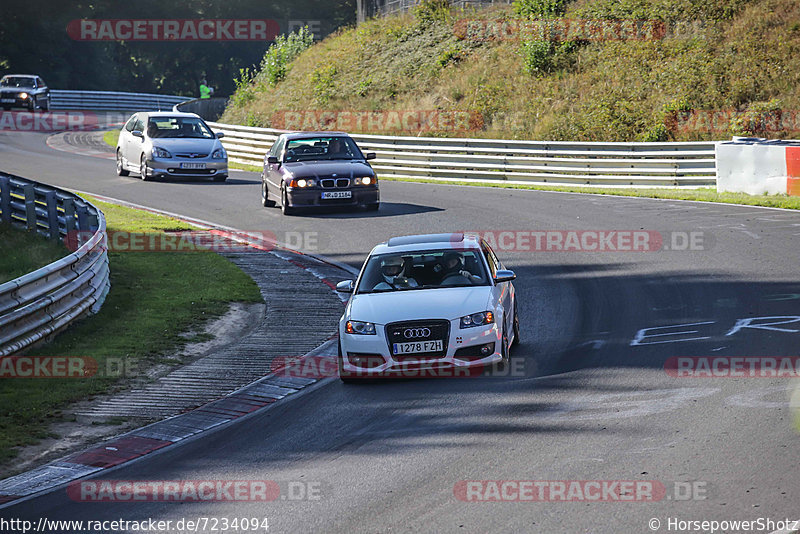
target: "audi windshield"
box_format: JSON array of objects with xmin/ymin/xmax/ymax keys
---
[{"xmin": 356, "ymin": 250, "xmax": 490, "ymax": 294}]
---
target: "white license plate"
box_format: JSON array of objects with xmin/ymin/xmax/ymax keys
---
[
  {"xmin": 321, "ymin": 191, "xmax": 352, "ymax": 199},
  {"xmin": 0, "ymin": 99, "xmax": 14, "ymax": 103},
  {"xmin": 180, "ymin": 163, "xmax": 206, "ymax": 169},
  {"xmin": 393, "ymin": 340, "xmax": 444, "ymax": 355}
]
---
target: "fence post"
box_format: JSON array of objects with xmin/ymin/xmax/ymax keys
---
[
  {"xmin": 77, "ymin": 204, "xmax": 90, "ymax": 232},
  {"xmin": 45, "ymin": 190, "xmax": 59, "ymax": 239},
  {"xmin": 0, "ymin": 175, "xmax": 10, "ymax": 224},
  {"xmin": 23, "ymin": 183, "xmax": 37, "ymax": 231},
  {"xmin": 63, "ymin": 198, "xmax": 76, "ymax": 234}
]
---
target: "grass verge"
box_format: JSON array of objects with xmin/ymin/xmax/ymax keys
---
[
  {"xmin": 0, "ymin": 199, "xmax": 263, "ymax": 472},
  {"xmin": 382, "ymin": 177, "xmax": 800, "ymax": 210},
  {"xmin": 0, "ymin": 225, "xmax": 70, "ymax": 284},
  {"xmin": 102, "ymin": 129, "xmax": 119, "ymax": 149}
]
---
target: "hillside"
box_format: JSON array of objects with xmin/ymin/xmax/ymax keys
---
[{"xmin": 220, "ymin": 0, "xmax": 800, "ymax": 141}]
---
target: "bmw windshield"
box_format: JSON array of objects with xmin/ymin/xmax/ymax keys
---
[
  {"xmin": 356, "ymin": 249, "xmax": 490, "ymax": 294},
  {"xmin": 284, "ymin": 136, "xmax": 364, "ymax": 162},
  {"xmin": 1, "ymin": 77, "xmax": 34, "ymax": 88}
]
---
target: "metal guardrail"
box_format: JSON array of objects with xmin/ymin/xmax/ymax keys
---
[
  {"xmin": 206, "ymin": 121, "xmax": 718, "ymax": 188},
  {"xmin": 0, "ymin": 172, "xmax": 110, "ymax": 358},
  {"xmin": 50, "ymin": 90, "xmax": 187, "ymax": 111}
]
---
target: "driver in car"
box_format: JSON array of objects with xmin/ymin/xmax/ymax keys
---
[
  {"xmin": 372, "ymin": 256, "xmax": 418, "ymax": 290},
  {"xmin": 439, "ymin": 252, "xmax": 483, "ymax": 284},
  {"xmin": 327, "ymin": 138, "xmax": 351, "ymax": 159}
]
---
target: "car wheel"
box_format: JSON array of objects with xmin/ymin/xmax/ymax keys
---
[
  {"xmin": 512, "ymin": 302, "xmax": 520, "ymax": 346},
  {"xmin": 498, "ymin": 326, "xmax": 510, "ymax": 370},
  {"xmin": 366, "ymin": 202, "xmax": 380, "ymax": 211},
  {"xmin": 41, "ymin": 95, "xmax": 49, "ymax": 112},
  {"xmin": 116, "ymin": 150, "xmax": 130, "ymax": 176},
  {"xmin": 213, "ymin": 174, "xmax": 227, "ymax": 182},
  {"xmin": 139, "ymin": 155, "xmax": 153, "ymax": 181},
  {"xmin": 281, "ymin": 186, "xmax": 295, "ymax": 216},
  {"xmin": 261, "ymin": 179, "xmax": 276, "ymax": 207}
]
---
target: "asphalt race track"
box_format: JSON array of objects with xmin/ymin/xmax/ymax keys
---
[{"xmin": 2, "ymin": 129, "xmax": 800, "ymax": 533}]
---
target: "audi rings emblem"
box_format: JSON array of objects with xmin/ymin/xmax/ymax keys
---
[{"xmin": 404, "ymin": 328, "xmax": 431, "ymax": 339}]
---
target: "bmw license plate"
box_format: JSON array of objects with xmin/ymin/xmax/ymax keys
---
[
  {"xmin": 393, "ymin": 340, "xmax": 444, "ymax": 355},
  {"xmin": 180, "ymin": 163, "xmax": 206, "ymax": 169},
  {"xmin": 321, "ymin": 191, "xmax": 352, "ymax": 199},
  {"xmin": 1, "ymin": 99, "xmax": 14, "ymax": 103}
]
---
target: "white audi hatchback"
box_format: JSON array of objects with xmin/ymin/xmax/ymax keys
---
[{"xmin": 336, "ymin": 233, "xmax": 519, "ymax": 382}]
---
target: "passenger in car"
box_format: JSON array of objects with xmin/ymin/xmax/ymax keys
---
[{"xmin": 372, "ymin": 256, "xmax": 418, "ymax": 290}]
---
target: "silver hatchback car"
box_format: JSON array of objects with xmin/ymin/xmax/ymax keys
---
[{"xmin": 116, "ymin": 111, "xmax": 228, "ymax": 182}]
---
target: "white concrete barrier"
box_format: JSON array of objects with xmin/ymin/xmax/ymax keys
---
[{"xmin": 716, "ymin": 138, "xmax": 800, "ymax": 196}]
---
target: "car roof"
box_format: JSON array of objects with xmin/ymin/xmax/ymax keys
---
[
  {"xmin": 281, "ymin": 131, "xmax": 350, "ymax": 140},
  {"xmin": 144, "ymin": 111, "xmax": 201, "ymax": 119},
  {"xmin": 370, "ymin": 233, "xmax": 483, "ymax": 255}
]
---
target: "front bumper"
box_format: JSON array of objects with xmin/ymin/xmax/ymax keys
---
[
  {"xmin": 339, "ymin": 319, "xmax": 501, "ymax": 378},
  {"xmin": 145, "ymin": 158, "xmax": 228, "ymax": 179},
  {"xmin": 286, "ymin": 186, "xmax": 379, "ymax": 208},
  {"xmin": 0, "ymin": 94, "xmax": 34, "ymax": 108}
]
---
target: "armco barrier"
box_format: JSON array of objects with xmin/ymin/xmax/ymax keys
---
[
  {"xmin": 206, "ymin": 121, "xmax": 717, "ymax": 188},
  {"xmin": 0, "ymin": 172, "xmax": 110, "ymax": 358},
  {"xmin": 50, "ymin": 90, "xmax": 186, "ymax": 112}
]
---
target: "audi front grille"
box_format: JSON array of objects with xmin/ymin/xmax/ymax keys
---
[{"xmin": 385, "ymin": 319, "xmax": 449, "ymax": 362}]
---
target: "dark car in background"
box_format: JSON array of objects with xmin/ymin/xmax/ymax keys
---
[
  {"xmin": 261, "ymin": 132, "xmax": 380, "ymax": 215},
  {"xmin": 0, "ymin": 75, "xmax": 50, "ymax": 111}
]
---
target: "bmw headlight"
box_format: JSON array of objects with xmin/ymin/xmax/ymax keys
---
[
  {"xmin": 152, "ymin": 147, "xmax": 171, "ymax": 159},
  {"xmin": 346, "ymin": 320, "xmax": 376, "ymax": 335},
  {"xmin": 19, "ymin": 92, "xmax": 28, "ymax": 99},
  {"xmin": 354, "ymin": 176, "xmax": 375, "ymax": 185},
  {"xmin": 212, "ymin": 147, "xmax": 226, "ymax": 159},
  {"xmin": 290, "ymin": 178, "xmax": 316, "ymax": 188},
  {"xmin": 459, "ymin": 311, "xmax": 494, "ymax": 329}
]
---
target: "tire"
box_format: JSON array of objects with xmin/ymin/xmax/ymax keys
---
[
  {"xmin": 261, "ymin": 179, "xmax": 276, "ymax": 207},
  {"xmin": 512, "ymin": 302, "xmax": 520, "ymax": 346},
  {"xmin": 139, "ymin": 155, "xmax": 153, "ymax": 181},
  {"xmin": 281, "ymin": 187, "xmax": 296, "ymax": 215},
  {"xmin": 213, "ymin": 174, "xmax": 227, "ymax": 182},
  {"xmin": 497, "ymin": 326, "xmax": 510, "ymax": 371},
  {"xmin": 41, "ymin": 95, "xmax": 49, "ymax": 112},
  {"xmin": 366, "ymin": 202, "xmax": 380, "ymax": 211},
  {"xmin": 116, "ymin": 150, "xmax": 129, "ymax": 176}
]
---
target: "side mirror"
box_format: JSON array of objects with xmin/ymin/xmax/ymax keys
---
[
  {"xmin": 365, "ymin": 152, "xmax": 377, "ymax": 160},
  {"xmin": 493, "ymin": 270, "xmax": 516, "ymax": 284},
  {"xmin": 336, "ymin": 280, "xmax": 354, "ymax": 293},
  {"xmin": 215, "ymin": 132, "xmax": 225, "ymax": 138},
  {"xmin": 267, "ymin": 156, "xmax": 280, "ymax": 165},
  {"xmin": 132, "ymin": 130, "xmax": 144, "ymax": 139}
]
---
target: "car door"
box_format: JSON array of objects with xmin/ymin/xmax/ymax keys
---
[
  {"xmin": 123, "ymin": 114, "xmax": 143, "ymax": 164},
  {"xmin": 266, "ymin": 137, "xmax": 286, "ymax": 189}
]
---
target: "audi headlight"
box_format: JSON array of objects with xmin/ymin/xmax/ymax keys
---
[
  {"xmin": 152, "ymin": 147, "xmax": 172, "ymax": 159},
  {"xmin": 212, "ymin": 147, "xmax": 226, "ymax": 159},
  {"xmin": 354, "ymin": 176, "xmax": 375, "ymax": 185},
  {"xmin": 459, "ymin": 311, "xmax": 494, "ymax": 329},
  {"xmin": 346, "ymin": 320, "xmax": 376, "ymax": 335}
]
